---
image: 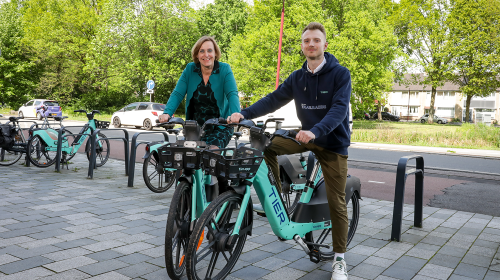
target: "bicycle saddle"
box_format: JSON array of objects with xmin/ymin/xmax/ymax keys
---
[
  {"xmin": 167, "ymin": 128, "xmax": 182, "ymax": 135},
  {"xmin": 9, "ymin": 116, "xmax": 23, "ymax": 122}
]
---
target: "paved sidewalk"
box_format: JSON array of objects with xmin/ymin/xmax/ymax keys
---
[{"xmin": 1, "ymin": 156, "xmax": 499, "ymax": 280}]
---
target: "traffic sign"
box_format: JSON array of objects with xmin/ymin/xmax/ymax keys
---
[
  {"xmin": 147, "ymin": 80, "xmax": 155, "ymax": 90},
  {"xmin": 146, "ymin": 89, "xmax": 154, "ymax": 94}
]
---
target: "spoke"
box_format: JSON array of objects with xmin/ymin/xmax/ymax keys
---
[
  {"xmin": 206, "ymin": 251, "xmax": 220, "ymax": 279},
  {"xmin": 148, "ymin": 170, "xmax": 159, "ymax": 181},
  {"xmin": 171, "ymin": 231, "xmax": 179, "ymax": 250},
  {"xmin": 196, "ymin": 243, "xmax": 215, "ymax": 262},
  {"xmin": 221, "ymin": 250, "xmax": 230, "ymax": 262},
  {"xmin": 318, "ymin": 228, "xmax": 331, "ymax": 244},
  {"xmin": 175, "ymin": 235, "xmax": 181, "ymax": 266}
]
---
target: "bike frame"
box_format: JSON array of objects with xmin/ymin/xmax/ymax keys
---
[
  {"xmin": 31, "ymin": 118, "xmax": 102, "ymax": 155},
  {"xmin": 232, "ymin": 159, "xmax": 331, "ymax": 240}
]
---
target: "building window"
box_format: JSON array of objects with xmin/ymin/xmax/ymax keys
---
[{"xmin": 436, "ymin": 107, "xmax": 455, "ymax": 117}]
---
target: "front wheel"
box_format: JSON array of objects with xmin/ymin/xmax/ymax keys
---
[
  {"xmin": 186, "ymin": 191, "xmax": 252, "ymax": 280},
  {"xmin": 36, "ymin": 112, "xmax": 43, "ymax": 120},
  {"xmin": 304, "ymin": 192, "xmax": 359, "ymax": 261},
  {"xmin": 0, "ymin": 129, "xmax": 25, "ymax": 166},
  {"xmin": 112, "ymin": 117, "xmax": 121, "ymax": 128},
  {"xmin": 143, "ymin": 119, "xmax": 153, "ymax": 130},
  {"xmin": 143, "ymin": 152, "xmax": 176, "ymax": 193},
  {"xmin": 18, "ymin": 111, "xmax": 24, "ymax": 119},
  {"xmin": 280, "ymin": 168, "xmax": 302, "ymax": 215},
  {"xmin": 421, "ymin": 119, "xmax": 425, "ymax": 124},
  {"xmin": 85, "ymin": 132, "xmax": 110, "ymax": 167},
  {"xmin": 165, "ymin": 181, "xmax": 192, "ymax": 279},
  {"xmin": 27, "ymin": 135, "xmax": 57, "ymax": 167},
  {"xmin": 437, "ymin": 120, "xmax": 442, "ymax": 124}
]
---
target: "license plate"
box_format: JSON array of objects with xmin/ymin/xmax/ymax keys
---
[{"xmin": 50, "ymin": 113, "xmax": 57, "ymax": 116}]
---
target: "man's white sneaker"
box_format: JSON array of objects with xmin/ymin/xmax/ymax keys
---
[
  {"xmin": 331, "ymin": 257, "xmax": 348, "ymax": 280},
  {"xmin": 253, "ymin": 204, "xmax": 264, "ymax": 213}
]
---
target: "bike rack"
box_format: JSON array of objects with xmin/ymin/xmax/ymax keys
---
[
  {"xmin": 55, "ymin": 125, "xmax": 94, "ymax": 173},
  {"xmin": 391, "ymin": 155, "xmax": 424, "ymax": 242},
  {"xmin": 87, "ymin": 128, "xmax": 130, "ymax": 179},
  {"xmin": 127, "ymin": 131, "xmax": 172, "ymax": 187}
]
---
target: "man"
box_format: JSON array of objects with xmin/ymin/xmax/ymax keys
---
[{"xmin": 228, "ymin": 22, "xmax": 351, "ymax": 280}]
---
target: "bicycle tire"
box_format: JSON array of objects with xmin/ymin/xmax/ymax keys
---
[
  {"xmin": 143, "ymin": 152, "xmax": 176, "ymax": 193},
  {"xmin": 26, "ymin": 135, "xmax": 57, "ymax": 168},
  {"xmin": 305, "ymin": 192, "xmax": 359, "ymax": 261},
  {"xmin": 0, "ymin": 129, "xmax": 25, "ymax": 166},
  {"xmin": 186, "ymin": 190, "xmax": 252, "ymax": 280},
  {"xmin": 280, "ymin": 168, "xmax": 302, "ymax": 215},
  {"xmin": 85, "ymin": 132, "xmax": 110, "ymax": 167},
  {"xmin": 165, "ymin": 181, "xmax": 192, "ymax": 279}
]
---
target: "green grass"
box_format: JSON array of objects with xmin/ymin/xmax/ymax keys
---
[{"xmin": 352, "ymin": 120, "xmax": 500, "ymax": 150}]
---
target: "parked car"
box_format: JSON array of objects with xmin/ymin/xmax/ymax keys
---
[
  {"xmin": 111, "ymin": 102, "xmax": 173, "ymax": 130},
  {"xmin": 372, "ymin": 112, "xmax": 400, "ymax": 121},
  {"xmin": 18, "ymin": 99, "xmax": 62, "ymax": 120},
  {"xmin": 418, "ymin": 114, "xmax": 448, "ymax": 124}
]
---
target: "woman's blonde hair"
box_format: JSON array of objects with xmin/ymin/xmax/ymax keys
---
[{"xmin": 191, "ymin": 36, "xmax": 221, "ymax": 64}]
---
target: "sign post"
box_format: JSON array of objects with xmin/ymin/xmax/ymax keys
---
[{"xmin": 147, "ymin": 80, "xmax": 155, "ymax": 102}]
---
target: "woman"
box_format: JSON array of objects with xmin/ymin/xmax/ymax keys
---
[{"xmin": 159, "ymin": 36, "xmax": 240, "ymax": 149}]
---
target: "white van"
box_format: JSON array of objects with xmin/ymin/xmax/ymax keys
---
[{"xmin": 244, "ymin": 101, "xmax": 353, "ymax": 134}]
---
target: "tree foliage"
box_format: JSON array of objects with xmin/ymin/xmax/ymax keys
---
[
  {"xmin": 389, "ymin": 0, "xmax": 453, "ymax": 123},
  {"xmin": 0, "ymin": 0, "xmax": 40, "ymax": 108},
  {"xmin": 446, "ymin": 0, "xmax": 500, "ymax": 122},
  {"xmin": 197, "ymin": 0, "xmax": 249, "ymax": 60}
]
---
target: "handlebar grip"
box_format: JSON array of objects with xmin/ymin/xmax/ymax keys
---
[
  {"xmin": 73, "ymin": 110, "xmax": 85, "ymax": 113},
  {"xmin": 155, "ymin": 119, "xmax": 160, "ymax": 124},
  {"xmin": 218, "ymin": 117, "xmax": 228, "ymax": 125},
  {"xmin": 288, "ymin": 130, "xmax": 298, "ymax": 139}
]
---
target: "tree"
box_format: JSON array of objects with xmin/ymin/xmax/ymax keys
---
[
  {"xmin": 446, "ymin": 0, "xmax": 500, "ymax": 122},
  {"xmin": 21, "ymin": 0, "xmax": 105, "ymax": 105},
  {"xmin": 326, "ymin": 0, "xmax": 402, "ymax": 119},
  {"xmin": 86, "ymin": 0, "xmax": 200, "ymax": 110},
  {"xmin": 228, "ymin": 0, "xmax": 336, "ymax": 103},
  {"xmin": 197, "ymin": 0, "xmax": 249, "ymax": 60},
  {"xmin": 0, "ymin": 0, "xmax": 41, "ymax": 109},
  {"xmin": 389, "ymin": 0, "xmax": 453, "ymax": 123}
]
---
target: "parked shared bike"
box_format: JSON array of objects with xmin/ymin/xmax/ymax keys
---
[
  {"xmin": 184, "ymin": 119, "xmax": 362, "ymax": 280},
  {"xmin": 26, "ymin": 110, "xmax": 110, "ymax": 168},
  {"xmin": 0, "ymin": 116, "xmax": 28, "ymax": 166}
]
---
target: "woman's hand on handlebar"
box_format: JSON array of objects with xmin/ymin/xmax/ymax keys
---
[
  {"xmin": 228, "ymin": 112, "xmax": 244, "ymax": 124},
  {"xmin": 159, "ymin": 114, "xmax": 170, "ymax": 123},
  {"xmin": 296, "ymin": 130, "xmax": 315, "ymax": 144}
]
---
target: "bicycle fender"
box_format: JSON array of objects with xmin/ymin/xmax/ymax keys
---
[
  {"xmin": 178, "ymin": 174, "xmax": 193, "ymax": 184},
  {"xmin": 142, "ymin": 142, "xmax": 168, "ymax": 159},
  {"xmin": 278, "ymin": 155, "xmax": 307, "ymax": 184},
  {"xmin": 291, "ymin": 174, "xmax": 361, "ymax": 223}
]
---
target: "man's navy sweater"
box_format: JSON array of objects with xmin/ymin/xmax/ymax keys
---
[{"xmin": 241, "ymin": 52, "xmax": 351, "ymax": 155}]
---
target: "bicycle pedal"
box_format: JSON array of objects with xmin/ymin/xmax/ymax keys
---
[{"xmin": 309, "ymin": 249, "xmax": 321, "ymax": 263}]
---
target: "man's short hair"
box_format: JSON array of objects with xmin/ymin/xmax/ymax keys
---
[
  {"xmin": 302, "ymin": 22, "xmax": 327, "ymax": 40},
  {"xmin": 191, "ymin": 36, "xmax": 221, "ymax": 64}
]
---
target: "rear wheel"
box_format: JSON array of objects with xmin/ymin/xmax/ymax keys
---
[
  {"xmin": 85, "ymin": 132, "xmax": 110, "ymax": 167},
  {"xmin": 0, "ymin": 129, "xmax": 25, "ymax": 166},
  {"xmin": 165, "ymin": 181, "xmax": 192, "ymax": 279},
  {"xmin": 186, "ymin": 191, "xmax": 252, "ymax": 280},
  {"xmin": 18, "ymin": 111, "xmax": 24, "ymax": 119},
  {"xmin": 304, "ymin": 192, "xmax": 359, "ymax": 261},
  {"xmin": 27, "ymin": 135, "xmax": 57, "ymax": 167},
  {"xmin": 60, "ymin": 129, "xmax": 76, "ymax": 162},
  {"xmin": 143, "ymin": 152, "xmax": 176, "ymax": 193},
  {"xmin": 437, "ymin": 120, "xmax": 442, "ymax": 124},
  {"xmin": 36, "ymin": 112, "xmax": 43, "ymax": 120},
  {"xmin": 280, "ymin": 169, "xmax": 302, "ymax": 215}
]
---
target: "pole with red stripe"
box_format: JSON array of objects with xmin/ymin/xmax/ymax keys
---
[{"xmin": 275, "ymin": 0, "xmax": 285, "ymax": 90}]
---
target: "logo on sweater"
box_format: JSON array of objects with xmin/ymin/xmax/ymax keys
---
[
  {"xmin": 301, "ymin": 103, "xmax": 327, "ymax": 110},
  {"xmin": 320, "ymin": 91, "xmax": 328, "ymax": 94}
]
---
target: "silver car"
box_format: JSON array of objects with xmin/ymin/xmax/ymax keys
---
[{"xmin": 418, "ymin": 114, "xmax": 448, "ymax": 124}]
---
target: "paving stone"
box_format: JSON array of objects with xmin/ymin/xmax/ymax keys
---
[
  {"xmin": 349, "ymin": 263, "xmax": 386, "ymax": 279},
  {"xmin": 262, "ymin": 266, "xmax": 306, "ymax": 280},
  {"xmin": 418, "ymin": 263, "xmax": 454, "ymax": 279},
  {"xmin": 230, "ymin": 265, "xmax": 271, "ymax": 280},
  {"xmin": 37, "ymin": 268, "xmax": 90, "ymax": 280},
  {"xmin": 53, "ymin": 238, "xmax": 97, "ymax": 249},
  {"xmin": 115, "ymin": 253, "xmax": 152, "ymax": 264},
  {"xmin": 86, "ymin": 250, "xmax": 125, "ymax": 261},
  {"xmin": 462, "ymin": 253, "xmax": 493, "ymax": 268},
  {"xmin": 0, "ymin": 256, "xmax": 53, "ymax": 274},
  {"xmin": 0, "ymin": 267, "xmax": 54, "ymax": 280},
  {"xmin": 86, "ymin": 271, "xmax": 131, "ymax": 280},
  {"xmin": 382, "ymin": 256, "xmax": 427, "ymax": 280},
  {"xmin": 42, "ymin": 247, "xmax": 92, "ymax": 261},
  {"xmin": 437, "ymin": 245, "xmax": 468, "ymax": 258},
  {"xmin": 363, "ymin": 256, "xmax": 396, "ymax": 269},
  {"xmin": 429, "ymin": 253, "xmax": 462, "ymax": 268},
  {"xmin": 273, "ymin": 248, "xmax": 305, "ymax": 262},
  {"xmin": 76, "ymin": 259, "xmax": 129, "ymax": 276},
  {"xmin": 43, "ymin": 255, "xmax": 97, "ymax": 272},
  {"xmin": 453, "ymin": 263, "xmax": 488, "ymax": 279},
  {"xmin": 115, "ymin": 262, "xmax": 162, "ymax": 278}
]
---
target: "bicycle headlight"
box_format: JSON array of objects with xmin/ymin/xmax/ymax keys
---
[{"xmin": 174, "ymin": 153, "xmax": 183, "ymax": 161}]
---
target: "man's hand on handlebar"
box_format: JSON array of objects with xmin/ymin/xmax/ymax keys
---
[
  {"xmin": 159, "ymin": 114, "xmax": 170, "ymax": 123},
  {"xmin": 296, "ymin": 130, "xmax": 315, "ymax": 144},
  {"xmin": 228, "ymin": 112, "xmax": 244, "ymax": 124}
]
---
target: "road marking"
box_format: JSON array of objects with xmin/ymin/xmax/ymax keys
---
[{"xmin": 368, "ymin": 180, "xmax": 386, "ymax": 184}]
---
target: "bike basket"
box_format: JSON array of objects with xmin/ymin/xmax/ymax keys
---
[
  {"xmin": 157, "ymin": 140, "xmax": 207, "ymax": 170},
  {"xmin": 95, "ymin": 120, "xmax": 110, "ymax": 129},
  {"xmin": 202, "ymin": 146, "xmax": 264, "ymax": 179}
]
